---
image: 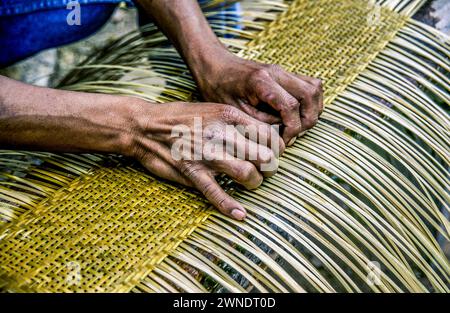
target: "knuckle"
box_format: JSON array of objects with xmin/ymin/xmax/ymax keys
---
[
  {"xmin": 303, "ymin": 116, "xmax": 319, "ymax": 129},
  {"xmin": 179, "ymin": 163, "xmax": 200, "ymax": 179},
  {"xmin": 289, "ymin": 124, "xmax": 302, "ymax": 137},
  {"xmin": 204, "ymin": 188, "xmax": 220, "ymax": 205},
  {"xmin": 310, "ymin": 79, "xmax": 323, "ymax": 97},
  {"xmin": 259, "ymin": 146, "xmax": 276, "ymax": 164},
  {"xmin": 251, "ymin": 68, "xmax": 271, "ymax": 82},
  {"xmin": 268, "ymin": 64, "xmax": 283, "ymax": 74},
  {"xmin": 130, "ymin": 139, "xmax": 151, "ymax": 164},
  {"xmin": 203, "ymin": 183, "xmax": 225, "ymax": 207},
  {"xmin": 303, "ymin": 87, "xmax": 314, "ymax": 99},
  {"xmin": 130, "ymin": 141, "xmax": 145, "ymax": 161},
  {"xmin": 238, "ymin": 163, "xmax": 257, "ymax": 182},
  {"xmin": 312, "ymin": 78, "xmax": 323, "ymax": 89},
  {"xmin": 202, "ymin": 182, "xmax": 217, "ymax": 197},
  {"xmin": 285, "ymin": 97, "xmax": 300, "ymax": 111},
  {"xmin": 260, "ymin": 91, "xmax": 277, "ymax": 104},
  {"xmin": 221, "ymin": 105, "xmax": 242, "ymax": 123}
]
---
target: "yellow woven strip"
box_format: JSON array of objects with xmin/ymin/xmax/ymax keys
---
[
  {"xmin": 0, "ymin": 0, "xmax": 410, "ymax": 292},
  {"xmin": 0, "ymin": 167, "xmax": 212, "ymax": 292},
  {"xmin": 242, "ymin": 0, "xmax": 408, "ymax": 104}
]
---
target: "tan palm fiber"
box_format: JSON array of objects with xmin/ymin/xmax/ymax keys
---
[
  {"xmin": 0, "ymin": 0, "xmax": 449, "ymax": 292},
  {"xmin": 0, "ymin": 167, "xmax": 212, "ymax": 292}
]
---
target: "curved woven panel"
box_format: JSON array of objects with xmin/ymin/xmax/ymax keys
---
[
  {"xmin": 0, "ymin": 0, "xmax": 448, "ymax": 292},
  {"xmin": 0, "ymin": 167, "xmax": 211, "ymax": 292}
]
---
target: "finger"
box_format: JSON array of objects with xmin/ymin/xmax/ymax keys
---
[
  {"xmin": 296, "ymin": 74, "xmax": 324, "ymax": 115},
  {"xmin": 140, "ymin": 155, "xmax": 193, "ymax": 187},
  {"xmin": 276, "ymin": 72, "xmax": 322, "ymax": 132},
  {"xmin": 131, "ymin": 138, "xmax": 194, "ymax": 186},
  {"xmin": 223, "ymin": 127, "xmax": 278, "ymax": 177},
  {"xmin": 300, "ymin": 77, "xmax": 323, "ymax": 124},
  {"xmin": 298, "ymin": 74, "xmax": 324, "ymax": 121},
  {"xmin": 236, "ymin": 99, "xmax": 281, "ymax": 125},
  {"xmin": 253, "ymin": 79, "xmax": 302, "ymax": 145},
  {"xmin": 221, "ymin": 106, "xmax": 285, "ymax": 156},
  {"xmin": 210, "ymin": 155, "xmax": 263, "ymax": 190},
  {"xmin": 181, "ymin": 165, "xmax": 247, "ymax": 220}
]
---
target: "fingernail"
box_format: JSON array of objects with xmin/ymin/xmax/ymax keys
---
[
  {"xmin": 299, "ymin": 131, "xmax": 307, "ymax": 137},
  {"xmin": 231, "ymin": 209, "xmax": 246, "ymax": 220},
  {"xmin": 288, "ymin": 137, "xmax": 296, "ymax": 146}
]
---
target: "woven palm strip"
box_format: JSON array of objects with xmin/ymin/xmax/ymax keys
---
[
  {"xmin": 0, "ymin": 167, "xmax": 212, "ymax": 292},
  {"xmin": 0, "ymin": 0, "xmax": 449, "ymax": 292},
  {"xmin": 241, "ymin": 1, "xmax": 407, "ymax": 104}
]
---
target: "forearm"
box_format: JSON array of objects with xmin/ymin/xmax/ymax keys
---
[
  {"xmin": 136, "ymin": 0, "xmax": 231, "ymax": 82},
  {"xmin": 0, "ymin": 75, "xmax": 136, "ymax": 155}
]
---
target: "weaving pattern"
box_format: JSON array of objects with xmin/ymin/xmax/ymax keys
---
[
  {"xmin": 0, "ymin": 0, "xmax": 448, "ymax": 292},
  {"xmin": 0, "ymin": 167, "xmax": 211, "ymax": 292},
  {"xmin": 242, "ymin": 0, "xmax": 408, "ymax": 103}
]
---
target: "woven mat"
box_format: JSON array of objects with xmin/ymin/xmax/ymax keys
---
[
  {"xmin": 0, "ymin": 0, "xmax": 409, "ymax": 292},
  {"xmin": 0, "ymin": 167, "xmax": 211, "ymax": 292}
]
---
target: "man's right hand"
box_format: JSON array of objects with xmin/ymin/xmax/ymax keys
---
[{"xmin": 126, "ymin": 101, "xmax": 285, "ymax": 220}]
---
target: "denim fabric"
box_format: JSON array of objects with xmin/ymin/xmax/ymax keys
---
[
  {"xmin": 0, "ymin": 3, "xmax": 121, "ymax": 67},
  {"xmin": 0, "ymin": 0, "xmax": 127, "ymax": 16},
  {"xmin": 0, "ymin": 0, "xmax": 241, "ymax": 67}
]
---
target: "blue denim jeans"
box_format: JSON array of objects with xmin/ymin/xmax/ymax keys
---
[{"xmin": 0, "ymin": 0, "xmax": 241, "ymax": 67}]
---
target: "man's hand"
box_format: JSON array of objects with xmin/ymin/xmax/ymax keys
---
[
  {"xmin": 195, "ymin": 52, "xmax": 324, "ymax": 145},
  {"xmin": 137, "ymin": 0, "xmax": 324, "ymax": 146},
  {"xmin": 128, "ymin": 102, "xmax": 284, "ymax": 220},
  {"xmin": 0, "ymin": 76, "xmax": 283, "ymax": 220}
]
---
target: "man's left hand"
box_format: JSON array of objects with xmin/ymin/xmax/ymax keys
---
[{"xmin": 196, "ymin": 52, "xmax": 324, "ymax": 146}]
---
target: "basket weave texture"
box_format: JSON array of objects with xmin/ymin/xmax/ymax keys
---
[{"xmin": 0, "ymin": 0, "xmax": 413, "ymax": 292}]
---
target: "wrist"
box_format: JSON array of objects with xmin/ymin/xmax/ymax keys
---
[
  {"xmin": 186, "ymin": 42, "xmax": 234, "ymax": 84},
  {"xmin": 35, "ymin": 92, "xmax": 148, "ymax": 157},
  {"xmin": 105, "ymin": 97, "xmax": 150, "ymax": 157}
]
